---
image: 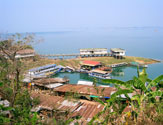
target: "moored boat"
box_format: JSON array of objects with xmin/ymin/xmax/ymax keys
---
[{"xmin": 89, "ymin": 69, "xmax": 111, "ymax": 79}]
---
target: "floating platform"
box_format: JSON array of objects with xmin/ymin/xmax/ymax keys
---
[
  {"xmin": 108, "ymin": 62, "xmax": 128, "ymax": 68},
  {"xmin": 129, "ymin": 62, "xmax": 148, "ymax": 68}
]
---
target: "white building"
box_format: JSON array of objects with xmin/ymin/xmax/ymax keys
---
[
  {"xmin": 80, "ymin": 48, "xmax": 108, "ymax": 57},
  {"xmin": 110, "ymin": 48, "xmax": 126, "ymax": 59}
]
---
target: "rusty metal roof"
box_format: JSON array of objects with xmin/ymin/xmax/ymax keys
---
[
  {"xmin": 33, "ymin": 78, "xmax": 69, "ymax": 86},
  {"xmin": 72, "ymin": 100, "xmax": 104, "ymax": 121},
  {"xmin": 31, "ymin": 92, "xmax": 104, "ymax": 121},
  {"xmin": 54, "ymin": 84, "xmax": 116, "ymax": 97},
  {"xmin": 17, "ymin": 49, "xmax": 35, "ymax": 54},
  {"xmin": 31, "ymin": 92, "xmax": 64, "ymax": 110}
]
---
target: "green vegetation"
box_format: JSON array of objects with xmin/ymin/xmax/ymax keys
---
[
  {"xmin": 0, "ymin": 33, "xmax": 162, "ymax": 124},
  {"xmin": 89, "ymin": 68, "xmax": 163, "ymax": 124},
  {"xmin": 0, "ymin": 34, "xmax": 39, "ymax": 124},
  {"xmin": 23, "ymin": 56, "xmax": 159, "ymax": 71}
]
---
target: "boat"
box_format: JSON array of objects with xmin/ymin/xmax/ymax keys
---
[
  {"xmin": 28, "ymin": 64, "xmax": 63, "ymax": 79},
  {"xmin": 29, "ymin": 64, "xmax": 57, "ymax": 75},
  {"xmin": 88, "ymin": 69, "xmax": 111, "ymax": 79},
  {"xmin": 64, "ymin": 66, "xmax": 75, "ymax": 72}
]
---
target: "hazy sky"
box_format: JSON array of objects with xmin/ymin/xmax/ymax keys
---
[{"xmin": 0, "ymin": 0, "xmax": 163, "ymax": 33}]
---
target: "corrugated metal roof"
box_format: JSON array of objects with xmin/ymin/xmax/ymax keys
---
[
  {"xmin": 71, "ymin": 100, "xmax": 104, "ymax": 121},
  {"xmin": 17, "ymin": 49, "xmax": 35, "ymax": 54},
  {"xmin": 54, "ymin": 84, "xmax": 116, "ymax": 97},
  {"xmin": 31, "ymin": 92, "xmax": 104, "ymax": 121},
  {"xmin": 31, "ymin": 92, "xmax": 64, "ymax": 110},
  {"xmin": 33, "ymin": 78, "xmax": 69, "ymax": 85}
]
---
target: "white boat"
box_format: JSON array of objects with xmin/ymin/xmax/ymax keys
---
[
  {"xmin": 89, "ymin": 69, "xmax": 111, "ymax": 79},
  {"xmin": 28, "ymin": 64, "xmax": 57, "ymax": 75},
  {"xmin": 28, "ymin": 64, "xmax": 63, "ymax": 76}
]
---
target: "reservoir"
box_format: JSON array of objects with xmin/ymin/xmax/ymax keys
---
[
  {"xmin": 54, "ymin": 63, "xmax": 163, "ymax": 85},
  {"xmin": 33, "ymin": 28, "xmax": 163, "ymax": 81}
]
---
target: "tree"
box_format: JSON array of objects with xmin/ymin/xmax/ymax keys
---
[
  {"xmin": 0, "ymin": 33, "xmax": 34, "ymax": 105},
  {"xmin": 0, "ymin": 33, "xmax": 39, "ymax": 124}
]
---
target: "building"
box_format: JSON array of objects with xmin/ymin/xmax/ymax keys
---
[
  {"xmin": 80, "ymin": 60, "xmax": 102, "ymax": 70},
  {"xmin": 53, "ymin": 84, "xmax": 117, "ymax": 100},
  {"xmin": 110, "ymin": 48, "xmax": 126, "ymax": 59},
  {"xmin": 15, "ymin": 49, "xmax": 35, "ymax": 58},
  {"xmin": 32, "ymin": 77, "xmax": 69, "ymax": 89},
  {"xmin": 31, "ymin": 92, "xmax": 104, "ymax": 123},
  {"xmin": 80, "ymin": 48, "xmax": 108, "ymax": 57}
]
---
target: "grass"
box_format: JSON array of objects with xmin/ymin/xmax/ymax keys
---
[{"xmin": 23, "ymin": 56, "xmax": 159, "ymax": 71}]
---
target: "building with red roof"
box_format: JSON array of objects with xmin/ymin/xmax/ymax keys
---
[{"xmin": 80, "ymin": 60, "xmax": 102, "ymax": 70}]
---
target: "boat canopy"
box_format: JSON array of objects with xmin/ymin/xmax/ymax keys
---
[
  {"xmin": 29, "ymin": 64, "xmax": 56, "ymax": 72},
  {"xmin": 91, "ymin": 69, "xmax": 108, "ymax": 74}
]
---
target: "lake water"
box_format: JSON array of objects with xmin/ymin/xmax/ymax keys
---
[{"xmin": 34, "ymin": 28, "xmax": 163, "ymax": 83}]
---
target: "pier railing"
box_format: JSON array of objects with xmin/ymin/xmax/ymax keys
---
[{"xmin": 40, "ymin": 53, "xmax": 111, "ymax": 59}]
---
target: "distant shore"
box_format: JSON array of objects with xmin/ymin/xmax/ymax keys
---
[{"xmin": 24, "ymin": 56, "xmax": 160, "ymax": 70}]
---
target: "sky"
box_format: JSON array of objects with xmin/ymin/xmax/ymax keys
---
[{"xmin": 0, "ymin": 0, "xmax": 163, "ymax": 33}]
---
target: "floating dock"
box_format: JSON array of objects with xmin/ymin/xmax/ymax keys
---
[
  {"xmin": 129, "ymin": 62, "xmax": 148, "ymax": 68},
  {"xmin": 108, "ymin": 62, "xmax": 128, "ymax": 68}
]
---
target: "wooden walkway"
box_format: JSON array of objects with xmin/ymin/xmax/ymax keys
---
[{"xmin": 40, "ymin": 53, "xmax": 111, "ymax": 59}]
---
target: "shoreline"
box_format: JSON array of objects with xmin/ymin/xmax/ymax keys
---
[{"xmin": 24, "ymin": 56, "xmax": 160, "ymax": 71}]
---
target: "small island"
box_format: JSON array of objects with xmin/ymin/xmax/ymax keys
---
[
  {"xmin": 24, "ymin": 48, "xmax": 160, "ymax": 70},
  {"xmin": 25, "ymin": 55, "xmax": 160, "ymax": 71}
]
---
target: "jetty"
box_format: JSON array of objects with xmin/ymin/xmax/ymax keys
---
[
  {"xmin": 40, "ymin": 53, "xmax": 111, "ymax": 59},
  {"xmin": 39, "ymin": 48, "xmax": 128, "ymax": 59},
  {"xmin": 108, "ymin": 62, "xmax": 128, "ymax": 68},
  {"xmin": 40, "ymin": 53, "xmax": 80, "ymax": 59},
  {"xmin": 39, "ymin": 48, "xmax": 114, "ymax": 59}
]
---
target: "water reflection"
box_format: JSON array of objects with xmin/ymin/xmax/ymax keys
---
[
  {"xmin": 54, "ymin": 72, "xmax": 114, "ymax": 86},
  {"xmin": 53, "ymin": 64, "xmax": 160, "ymax": 85},
  {"xmin": 111, "ymin": 67, "xmax": 125, "ymax": 77}
]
